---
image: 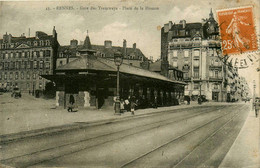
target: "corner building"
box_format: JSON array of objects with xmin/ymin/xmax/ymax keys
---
[
  {"xmin": 161, "ymin": 10, "xmax": 227, "ymax": 101},
  {"xmin": 0, "ymin": 27, "xmax": 59, "ymax": 92}
]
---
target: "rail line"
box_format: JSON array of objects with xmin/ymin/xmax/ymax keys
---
[
  {"xmin": 1, "ymin": 105, "xmax": 239, "ymax": 168},
  {"xmin": 0, "ymin": 105, "xmax": 215, "ymax": 144},
  {"xmin": 121, "ymin": 105, "xmax": 247, "ymax": 168}
]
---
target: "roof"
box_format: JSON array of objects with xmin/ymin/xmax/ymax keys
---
[
  {"xmin": 149, "ymin": 60, "xmax": 161, "ymax": 72},
  {"xmin": 149, "ymin": 59, "xmax": 184, "ymax": 72},
  {"xmin": 58, "ymin": 44, "xmax": 147, "ymax": 61},
  {"xmin": 56, "ymin": 55, "xmax": 186, "ymax": 85},
  {"xmin": 170, "ymin": 23, "xmax": 202, "ymax": 31}
]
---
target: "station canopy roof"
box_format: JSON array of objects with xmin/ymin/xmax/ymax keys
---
[{"xmin": 51, "ymin": 54, "xmax": 187, "ymax": 85}]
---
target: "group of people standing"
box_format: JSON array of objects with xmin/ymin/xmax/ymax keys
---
[{"xmin": 118, "ymin": 96, "xmax": 137, "ymax": 115}]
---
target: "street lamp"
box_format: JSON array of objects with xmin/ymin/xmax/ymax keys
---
[{"xmin": 114, "ymin": 51, "xmax": 123, "ymax": 114}]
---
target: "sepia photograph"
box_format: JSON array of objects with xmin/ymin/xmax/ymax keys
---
[{"xmin": 0, "ymin": 0, "xmax": 259, "ymax": 167}]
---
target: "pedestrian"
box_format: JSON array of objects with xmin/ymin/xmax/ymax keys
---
[
  {"xmin": 154, "ymin": 96, "xmax": 158, "ymax": 108},
  {"xmin": 120, "ymin": 99, "xmax": 125, "ymax": 113},
  {"xmin": 187, "ymin": 96, "xmax": 190, "ymax": 105},
  {"xmin": 130, "ymin": 96, "xmax": 137, "ymax": 115},
  {"xmin": 124, "ymin": 96, "xmax": 130, "ymax": 112},
  {"xmin": 68, "ymin": 94, "xmax": 75, "ymax": 112}
]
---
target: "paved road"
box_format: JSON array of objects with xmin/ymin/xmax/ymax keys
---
[{"xmin": 0, "ymin": 104, "xmax": 250, "ymax": 168}]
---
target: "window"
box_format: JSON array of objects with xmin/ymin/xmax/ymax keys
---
[
  {"xmin": 214, "ymin": 71, "xmax": 219, "ymax": 78},
  {"xmin": 16, "ymin": 53, "xmax": 19, "ymax": 58},
  {"xmin": 45, "ymin": 62, "xmax": 50, "ymax": 69},
  {"xmin": 184, "ymin": 72, "xmax": 189, "ymax": 79},
  {"xmin": 45, "ymin": 50, "xmax": 51, "ymax": 57},
  {"xmin": 40, "ymin": 51, "xmax": 43, "ymax": 57},
  {"xmin": 46, "ymin": 40, "xmax": 50, "ymax": 46},
  {"xmin": 15, "ymin": 72, "xmax": 18, "ymax": 80},
  {"xmin": 194, "ymin": 84, "xmax": 199, "ymax": 90},
  {"xmin": 0, "ymin": 63, "xmax": 2, "ymax": 70},
  {"xmin": 40, "ymin": 61, "xmax": 43, "ymax": 69},
  {"xmin": 173, "ymin": 50, "xmax": 178, "ymax": 57},
  {"xmin": 0, "ymin": 73, "xmax": 1, "ymax": 80},
  {"xmin": 27, "ymin": 72, "xmax": 30, "ymax": 79},
  {"xmin": 4, "ymin": 73, "xmax": 7, "ymax": 80},
  {"xmin": 34, "ymin": 61, "xmax": 38, "ymax": 69},
  {"xmin": 21, "ymin": 61, "xmax": 25, "ymax": 69},
  {"xmin": 39, "ymin": 71, "xmax": 42, "ymax": 79},
  {"xmin": 10, "ymin": 53, "xmax": 13, "ymax": 58},
  {"xmin": 214, "ymin": 84, "xmax": 219, "ymax": 89},
  {"xmin": 22, "ymin": 52, "xmax": 25, "ymax": 58},
  {"xmin": 9, "ymin": 72, "xmax": 13, "ymax": 79},
  {"xmin": 34, "ymin": 41, "xmax": 38, "ymax": 46},
  {"xmin": 27, "ymin": 61, "xmax": 31, "ymax": 69},
  {"xmin": 33, "ymin": 51, "xmax": 37, "ymax": 58},
  {"xmin": 184, "ymin": 50, "xmax": 189, "ymax": 57},
  {"xmin": 194, "ymin": 50, "xmax": 200, "ymax": 57},
  {"xmin": 21, "ymin": 72, "xmax": 24, "ymax": 79},
  {"xmin": 194, "ymin": 59, "xmax": 199, "ymax": 67},
  {"xmin": 5, "ymin": 62, "xmax": 9, "ymax": 70},
  {"xmin": 194, "ymin": 69, "xmax": 199, "ymax": 78},
  {"xmin": 33, "ymin": 73, "xmax": 36, "ymax": 79}
]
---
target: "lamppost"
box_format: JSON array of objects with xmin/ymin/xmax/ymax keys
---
[
  {"xmin": 199, "ymin": 78, "xmax": 202, "ymax": 96},
  {"xmin": 114, "ymin": 51, "xmax": 123, "ymax": 114}
]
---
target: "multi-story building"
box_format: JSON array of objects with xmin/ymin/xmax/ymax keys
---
[
  {"xmin": 0, "ymin": 27, "xmax": 59, "ymax": 92},
  {"xmin": 161, "ymin": 10, "xmax": 226, "ymax": 101},
  {"xmin": 57, "ymin": 35, "xmax": 149, "ymax": 69}
]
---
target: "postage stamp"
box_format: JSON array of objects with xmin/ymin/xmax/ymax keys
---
[{"xmin": 217, "ymin": 6, "xmax": 258, "ymax": 56}]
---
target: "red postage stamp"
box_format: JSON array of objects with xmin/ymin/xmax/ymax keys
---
[{"xmin": 217, "ymin": 6, "xmax": 258, "ymax": 56}]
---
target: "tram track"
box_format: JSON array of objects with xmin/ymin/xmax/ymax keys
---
[
  {"xmin": 0, "ymin": 105, "xmax": 222, "ymax": 161},
  {"xmin": 121, "ymin": 105, "xmax": 248, "ymax": 168},
  {"xmin": 0, "ymin": 105, "xmax": 214, "ymax": 144},
  {"xmin": 0, "ymin": 105, "xmax": 234, "ymax": 167}
]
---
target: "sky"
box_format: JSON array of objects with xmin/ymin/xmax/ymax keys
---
[{"xmin": 0, "ymin": 0, "xmax": 259, "ymax": 96}]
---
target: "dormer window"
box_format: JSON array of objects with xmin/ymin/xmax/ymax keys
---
[
  {"xmin": 46, "ymin": 40, "xmax": 50, "ymax": 46},
  {"xmin": 27, "ymin": 41, "xmax": 31, "ymax": 45},
  {"xmin": 34, "ymin": 41, "xmax": 38, "ymax": 46},
  {"xmin": 40, "ymin": 40, "xmax": 44, "ymax": 46}
]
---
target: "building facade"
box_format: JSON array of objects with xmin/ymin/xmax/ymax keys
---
[
  {"xmin": 57, "ymin": 35, "xmax": 149, "ymax": 69},
  {"xmin": 0, "ymin": 27, "xmax": 59, "ymax": 92},
  {"xmin": 160, "ymin": 10, "xmax": 238, "ymax": 101}
]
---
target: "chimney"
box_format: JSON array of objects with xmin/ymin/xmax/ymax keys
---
[
  {"xmin": 123, "ymin": 39, "xmax": 127, "ymax": 57},
  {"xmin": 104, "ymin": 40, "xmax": 112, "ymax": 48},
  {"xmin": 70, "ymin": 39, "xmax": 78, "ymax": 48},
  {"xmin": 164, "ymin": 23, "xmax": 169, "ymax": 33},
  {"xmin": 180, "ymin": 20, "xmax": 186, "ymax": 29},
  {"xmin": 133, "ymin": 43, "xmax": 136, "ymax": 51},
  {"xmin": 169, "ymin": 21, "xmax": 173, "ymax": 30}
]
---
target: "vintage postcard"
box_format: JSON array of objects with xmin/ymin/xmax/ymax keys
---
[{"xmin": 0, "ymin": 0, "xmax": 259, "ymax": 167}]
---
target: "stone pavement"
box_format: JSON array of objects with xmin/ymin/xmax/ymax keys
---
[
  {"xmin": 219, "ymin": 107, "xmax": 260, "ymax": 168},
  {"xmin": 0, "ymin": 92, "xmax": 230, "ymax": 136}
]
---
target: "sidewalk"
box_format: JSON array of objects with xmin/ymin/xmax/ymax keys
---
[
  {"xmin": 219, "ymin": 108, "xmax": 260, "ymax": 168},
  {"xmin": 0, "ymin": 93, "xmax": 236, "ymax": 136}
]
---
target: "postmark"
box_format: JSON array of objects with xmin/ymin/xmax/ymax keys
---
[{"xmin": 217, "ymin": 6, "xmax": 259, "ymax": 69}]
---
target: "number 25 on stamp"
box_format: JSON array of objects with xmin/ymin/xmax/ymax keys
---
[{"xmin": 217, "ymin": 6, "xmax": 258, "ymax": 55}]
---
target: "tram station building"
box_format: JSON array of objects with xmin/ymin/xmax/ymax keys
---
[{"xmin": 43, "ymin": 49, "xmax": 186, "ymax": 109}]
